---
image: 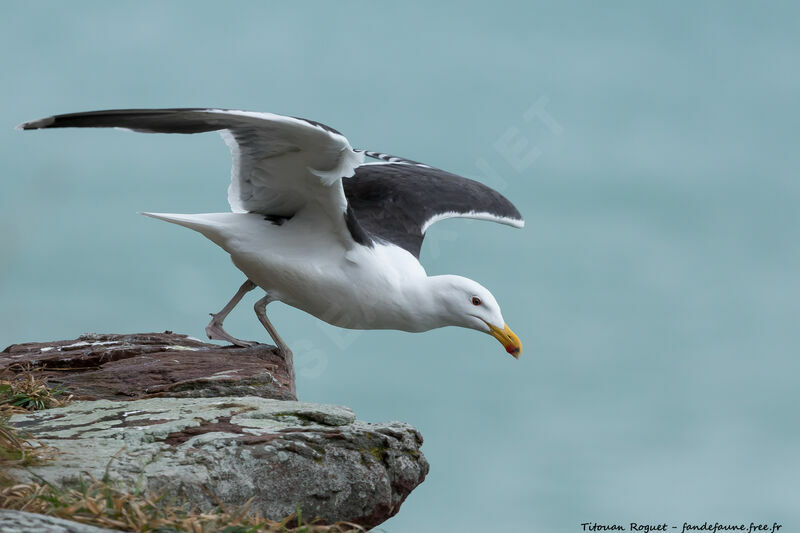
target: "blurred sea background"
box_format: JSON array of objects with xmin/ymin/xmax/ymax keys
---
[{"xmin": 1, "ymin": 2, "xmax": 798, "ymax": 531}]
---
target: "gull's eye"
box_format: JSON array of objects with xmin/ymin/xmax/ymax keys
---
[{"xmin": 471, "ymin": 297, "xmax": 482, "ymax": 306}]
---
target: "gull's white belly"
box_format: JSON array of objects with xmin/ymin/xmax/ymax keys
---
[{"xmin": 205, "ymin": 212, "xmax": 428, "ymax": 331}]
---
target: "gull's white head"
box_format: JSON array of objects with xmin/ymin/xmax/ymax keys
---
[{"xmin": 430, "ymin": 275, "xmax": 522, "ymax": 358}]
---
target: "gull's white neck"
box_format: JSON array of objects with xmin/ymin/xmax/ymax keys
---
[{"xmin": 341, "ymin": 242, "xmax": 452, "ymax": 332}]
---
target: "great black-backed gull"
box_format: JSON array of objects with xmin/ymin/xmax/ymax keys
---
[{"xmin": 19, "ymin": 108, "xmax": 524, "ymax": 361}]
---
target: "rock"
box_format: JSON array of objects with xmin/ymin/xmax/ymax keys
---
[
  {"xmin": 2, "ymin": 333, "xmax": 428, "ymax": 528},
  {"xmin": 0, "ymin": 332, "xmax": 296, "ymax": 401},
  {"xmin": 0, "ymin": 509, "xmax": 123, "ymax": 533},
  {"xmin": 7, "ymin": 396, "xmax": 429, "ymax": 529}
]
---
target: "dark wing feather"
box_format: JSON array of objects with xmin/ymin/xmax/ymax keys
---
[
  {"xmin": 19, "ymin": 108, "xmax": 232, "ymax": 133},
  {"xmin": 19, "ymin": 108, "xmax": 338, "ymax": 136},
  {"xmin": 344, "ymin": 162, "xmax": 523, "ymax": 258}
]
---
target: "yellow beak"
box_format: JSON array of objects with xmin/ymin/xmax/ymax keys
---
[{"xmin": 488, "ymin": 323, "xmax": 522, "ymax": 358}]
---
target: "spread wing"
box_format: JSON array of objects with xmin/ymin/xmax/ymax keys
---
[
  {"xmin": 344, "ymin": 154, "xmax": 524, "ymax": 258},
  {"xmin": 19, "ymin": 108, "xmax": 365, "ymax": 243}
]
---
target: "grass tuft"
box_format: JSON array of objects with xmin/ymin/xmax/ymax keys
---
[
  {"xmin": 0, "ymin": 416, "xmax": 57, "ymax": 485},
  {"xmin": 0, "ymin": 365, "xmax": 72, "ymax": 413},
  {"xmin": 0, "ymin": 367, "xmax": 64, "ymax": 483}
]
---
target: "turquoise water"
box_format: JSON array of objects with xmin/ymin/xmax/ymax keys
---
[{"xmin": 2, "ymin": 2, "xmax": 799, "ymax": 531}]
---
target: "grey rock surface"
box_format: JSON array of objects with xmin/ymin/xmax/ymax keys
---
[
  {"xmin": 8, "ymin": 396, "xmax": 428, "ymax": 529},
  {"xmin": 0, "ymin": 509, "xmax": 124, "ymax": 533}
]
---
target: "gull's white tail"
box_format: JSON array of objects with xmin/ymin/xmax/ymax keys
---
[{"xmin": 139, "ymin": 212, "xmax": 247, "ymax": 249}]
